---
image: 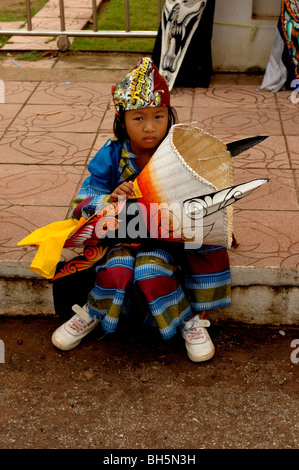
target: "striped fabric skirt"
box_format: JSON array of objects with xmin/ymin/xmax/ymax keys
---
[{"xmin": 87, "ymin": 243, "xmax": 231, "ymax": 339}]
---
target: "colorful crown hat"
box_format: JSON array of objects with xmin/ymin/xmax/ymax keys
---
[{"xmin": 112, "ymin": 57, "xmax": 170, "ymax": 113}]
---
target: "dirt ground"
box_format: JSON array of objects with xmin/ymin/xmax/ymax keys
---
[{"xmin": 0, "ymin": 315, "xmax": 299, "ymax": 452}]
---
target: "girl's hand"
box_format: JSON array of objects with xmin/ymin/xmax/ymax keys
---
[{"xmin": 110, "ymin": 181, "xmax": 135, "ymax": 201}]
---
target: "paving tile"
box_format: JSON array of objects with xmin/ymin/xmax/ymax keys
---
[
  {"xmin": 275, "ymin": 89, "xmax": 299, "ymax": 110},
  {"xmin": 11, "ymin": 104, "xmax": 104, "ymax": 133},
  {"xmin": 279, "ymin": 107, "xmax": 299, "ymax": 135},
  {"xmin": 175, "ymin": 106, "xmax": 192, "ymax": 124},
  {"xmin": 45, "ymin": 0, "xmax": 102, "ymax": 8},
  {"xmin": 28, "ymin": 82, "xmax": 112, "ymax": 106},
  {"xmin": 0, "ymin": 164, "xmax": 85, "ymax": 206},
  {"xmin": 2, "ymin": 16, "xmax": 87, "ymax": 51},
  {"xmin": 286, "ymin": 136, "xmax": 299, "ymax": 169},
  {"xmin": 2, "ymin": 41, "xmax": 59, "ymax": 51},
  {"xmin": 0, "ymin": 0, "xmax": 102, "ymax": 53},
  {"xmin": 193, "ymin": 85, "xmax": 276, "ymax": 108},
  {"xmin": 5, "ymin": 36, "xmax": 54, "ymax": 45},
  {"xmin": 191, "ymin": 107, "xmax": 283, "ymax": 136},
  {"xmin": 0, "ymin": 103, "xmax": 24, "ymax": 137},
  {"xmin": 1, "ymin": 81, "xmax": 38, "ymax": 104},
  {"xmin": 0, "ymin": 205, "xmax": 69, "ymax": 262},
  {"xmin": 97, "ymin": 106, "xmax": 114, "ymax": 133},
  {"xmin": 1, "ymin": 59, "xmax": 56, "ymax": 69},
  {"xmin": 0, "ymin": 21, "xmax": 25, "ymax": 30},
  {"xmin": 170, "ymin": 88, "xmax": 194, "ymax": 107},
  {"xmin": 232, "ymin": 135, "xmax": 290, "ymax": 169},
  {"xmin": 0, "ymin": 204, "xmax": 83, "ymax": 262},
  {"xmin": 228, "ymin": 209, "xmax": 299, "ymax": 268},
  {"xmin": 53, "ymin": 55, "xmax": 142, "ymax": 71},
  {"xmin": 294, "ymin": 170, "xmax": 299, "ymax": 189},
  {"xmin": 92, "ymin": 132, "xmax": 115, "ymax": 157},
  {"xmin": 0, "ymin": 131, "xmax": 96, "ymax": 165},
  {"xmin": 233, "ymin": 167, "xmax": 299, "ymax": 211},
  {"xmin": 30, "ymin": 17, "xmax": 88, "ymax": 30},
  {"xmin": 89, "ymin": 96, "xmax": 113, "ymax": 114},
  {"xmin": 34, "ymin": 7, "xmax": 93, "ymax": 19}
]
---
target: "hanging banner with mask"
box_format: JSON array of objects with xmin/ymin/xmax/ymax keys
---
[
  {"xmin": 152, "ymin": 0, "xmax": 215, "ymax": 91},
  {"xmin": 258, "ymin": 0, "xmax": 299, "ymax": 92}
]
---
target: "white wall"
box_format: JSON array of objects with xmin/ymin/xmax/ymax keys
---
[{"xmin": 212, "ymin": 0, "xmax": 282, "ymax": 72}]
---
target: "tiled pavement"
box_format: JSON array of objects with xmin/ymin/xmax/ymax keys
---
[
  {"xmin": 0, "ymin": 56, "xmax": 298, "ymax": 320},
  {"xmin": 0, "ymin": 0, "xmax": 103, "ymax": 51}
]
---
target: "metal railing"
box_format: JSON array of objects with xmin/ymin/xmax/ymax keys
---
[{"xmin": 0, "ymin": 0, "xmax": 163, "ymax": 50}]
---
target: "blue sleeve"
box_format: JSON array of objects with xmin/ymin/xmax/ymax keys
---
[
  {"xmin": 72, "ymin": 139, "xmax": 122, "ymax": 218},
  {"xmin": 87, "ymin": 139, "xmax": 122, "ymax": 194}
]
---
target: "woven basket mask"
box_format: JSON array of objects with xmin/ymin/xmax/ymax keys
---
[{"xmin": 135, "ymin": 123, "xmax": 234, "ymax": 247}]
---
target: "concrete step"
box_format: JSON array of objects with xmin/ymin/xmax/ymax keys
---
[{"xmin": 1, "ymin": 261, "xmax": 298, "ymax": 325}]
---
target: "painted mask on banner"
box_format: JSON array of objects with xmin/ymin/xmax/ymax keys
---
[{"xmin": 159, "ymin": 0, "xmax": 207, "ymax": 90}]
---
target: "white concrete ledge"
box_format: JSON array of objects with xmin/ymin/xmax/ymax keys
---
[{"xmin": 1, "ymin": 261, "xmax": 298, "ymax": 325}]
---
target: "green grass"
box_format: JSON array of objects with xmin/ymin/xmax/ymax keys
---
[
  {"xmin": 0, "ymin": 0, "xmax": 163, "ymax": 52},
  {"xmin": 0, "ymin": 0, "xmax": 48, "ymax": 48},
  {"xmin": 0, "ymin": 36, "xmax": 9, "ymax": 48},
  {"xmin": 16, "ymin": 51, "xmax": 43, "ymax": 60},
  {"xmin": 0, "ymin": 0, "xmax": 48, "ymax": 21},
  {"xmin": 70, "ymin": 0, "xmax": 163, "ymax": 52}
]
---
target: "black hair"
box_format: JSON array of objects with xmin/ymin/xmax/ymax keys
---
[{"xmin": 113, "ymin": 106, "xmax": 178, "ymax": 143}]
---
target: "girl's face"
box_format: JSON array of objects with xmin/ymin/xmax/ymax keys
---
[{"xmin": 124, "ymin": 106, "xmax": 169, "ymax": 158}]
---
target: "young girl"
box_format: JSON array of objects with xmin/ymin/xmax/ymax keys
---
[{"xmin": 51, "ymin": 58, "xmax": 231, "ymax": 361}]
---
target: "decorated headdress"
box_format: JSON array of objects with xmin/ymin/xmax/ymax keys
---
[{"xmin": 112, "ymin": 57, "xmax": 170, "ymax": 114}]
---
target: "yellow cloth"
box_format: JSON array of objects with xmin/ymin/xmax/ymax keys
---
[
  {"xmin": 18, "ymin": 217, "xmax": 86, "ymax": 279},
  {"xmin": 132, "ymin": 179, "xmax": 143, "ymax": 198}
]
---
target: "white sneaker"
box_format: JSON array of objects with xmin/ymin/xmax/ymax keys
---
[
  {"xmin": 52, "ymin": 304, "xmax": 100, "ymax": 351},
  {"xmin": 182, "ymin": 315, "xmax": 215, "ymax": 362}
]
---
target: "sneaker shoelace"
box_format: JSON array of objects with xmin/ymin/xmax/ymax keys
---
[
  {"xmin": 185, "ymin": 327, "xmax": 206, "ymax": 341},
  {"xmin": 69, "ymin": 315, "xmax": 89, "ymax": 333}
]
